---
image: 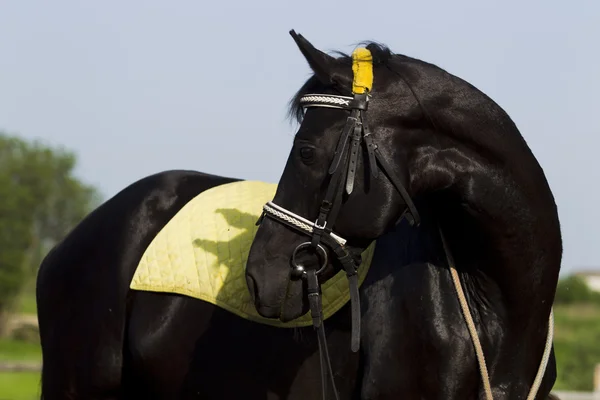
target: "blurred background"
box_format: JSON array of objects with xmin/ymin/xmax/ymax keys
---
[{"xmin": 0, "ymin": 0, "xmax": 598, "ymax": 398}]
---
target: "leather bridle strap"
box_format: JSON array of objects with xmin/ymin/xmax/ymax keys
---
[
  {"xmin": 373, "ymin": 147, "xmax": 420, "ymax": 226},
  {"xmin": 311, "ymin": 120, "xmax": 354, "ymax": 250}
]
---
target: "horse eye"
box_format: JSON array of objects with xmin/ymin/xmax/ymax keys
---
[{"xmin": 299, "ymin": 146, "xmax": 315, "ymax": 163}]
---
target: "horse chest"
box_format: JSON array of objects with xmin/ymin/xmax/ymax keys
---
[{"xmin": 359, "ymin": 262, "xmax": 481, "ymax": 399}]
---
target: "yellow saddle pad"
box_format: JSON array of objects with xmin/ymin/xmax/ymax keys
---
[{"xmin": 130, "ymin": 180, "xmax": 376, "ymax": 328}]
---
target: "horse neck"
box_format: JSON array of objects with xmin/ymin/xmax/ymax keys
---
[{"xmin": 398, "ymin": 93, "xmax": 561, "ymax": 324}]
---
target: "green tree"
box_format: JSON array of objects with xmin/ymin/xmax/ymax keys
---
[
  {"xmin": 554, "ymin": 275, "xmax": 600, "ymax": 305},
  {"xmin": 0, "ymin": 132, "xmax": 101, "ymax": 328}
]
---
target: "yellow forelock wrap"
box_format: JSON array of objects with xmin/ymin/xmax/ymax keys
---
[
  {"xmin": 352, "ymin": 47, "xmax": 373, "ymax": 94},
  {"xmin": 130, "ymin": 180, "xmax": 376, "ymax": 328}
]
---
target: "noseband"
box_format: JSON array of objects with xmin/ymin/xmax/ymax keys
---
[{"xmin": 256, "ymin": 48, "xmax": 421, "ymax": 400}]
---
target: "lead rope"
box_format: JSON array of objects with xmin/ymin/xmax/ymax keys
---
[
  {"xmin": 527, "ymin": 310, "xmax": 554, "ymax": 400},
  {"xmin": 439, "ymin": 228, "xmax": 554, "ymax": 400}
]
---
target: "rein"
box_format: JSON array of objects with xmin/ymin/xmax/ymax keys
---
[{"xmin": 256, "ymin": 47, "xmax": 554, "ymax": 399}]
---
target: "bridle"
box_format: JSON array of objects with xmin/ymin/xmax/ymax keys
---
[{"xmin": 256, "ymin": 48, "xmax": 420, "ymax": 400}]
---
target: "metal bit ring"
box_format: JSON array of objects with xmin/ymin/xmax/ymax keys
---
[{"xmin": 291, "ymin": 242, "xmax": 328, "ymax": 277}]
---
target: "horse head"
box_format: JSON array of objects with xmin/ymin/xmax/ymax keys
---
[{"xmin": 246, "ymin": 31, "xmax": 426, "ymax": 322}]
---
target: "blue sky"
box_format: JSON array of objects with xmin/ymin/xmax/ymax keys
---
[{"xmin": 1, "ymin": 0, "xmax": 597, "ymax": 274}]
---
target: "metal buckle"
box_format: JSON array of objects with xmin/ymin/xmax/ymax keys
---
[{"xmin": 314, "ymin": 219, "xmax": 327, "ymax": 230}]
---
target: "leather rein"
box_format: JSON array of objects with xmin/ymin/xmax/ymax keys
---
[{"xmin": 256, "ymin": 89, "xmax": 420, "ymax": 400}]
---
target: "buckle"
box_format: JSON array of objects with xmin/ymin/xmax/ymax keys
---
[{"xmin": 314, "ymin": 219, "xmax": 327, "ymax": 230}]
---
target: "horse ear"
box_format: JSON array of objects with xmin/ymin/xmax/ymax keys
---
[{"xmin": 289, "ymin": 30, "xmax": 336, "ymax": 84}]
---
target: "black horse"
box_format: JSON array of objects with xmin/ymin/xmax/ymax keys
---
[
  {"xmin": 246, "ymin": 31, "xmax": 562, "ymax": 399},
  {"xmin": 36, "ymin": 169, "xmax": 453, "ymax": 399},
  {"xmin": 35, "ymin": 33, "xmax": 561, "ymax": 400}
]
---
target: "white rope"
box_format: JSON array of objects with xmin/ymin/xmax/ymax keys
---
[
  {"xmin": 440, "ymin": 229, "xmax": 494, "ymax": 400},
  {"xmin": 263, "ymin": 202, "xmax": 347, "ymax": 245},
  {"xmin": 527, "ymin": 309, "xmax": 554, "ymax": 400},
  {"xmin": 439, "ymin": 228, "xmax": 554, "ymax": 400}
]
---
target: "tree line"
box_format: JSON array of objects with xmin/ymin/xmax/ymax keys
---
[{"xmin": 0, "ymin": 132, "xmax": 102, "ymax": 327}]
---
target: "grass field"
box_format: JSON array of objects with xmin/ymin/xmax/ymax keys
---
[
  {"xmin": 0, "ymin": 335, "xmax": 41, "ymax": 399},
  {"xmin": 1, "ymin": 293, "xmax": 599, "ymax": 397},
  {"xmin": 553, "ymin": 303, "xmax": 600, "ymax": 391},
  {"xmin": 0, "ymin": 338, "xmax": 41, "ymax": 362},
  {"xmin": 0, "ymin": 288, "xmax": 41, "ymax": 400},
  {"xmin": 0, "ymin": 372, "xmax": 40, "ymax": 400}
]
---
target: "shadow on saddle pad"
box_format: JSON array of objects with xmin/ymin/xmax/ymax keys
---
[{"xmin": 130, "ymin": 180, "xmax": 376, "ymax": 328}]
